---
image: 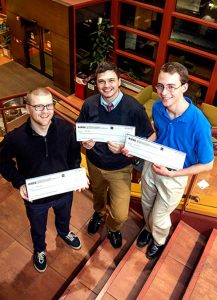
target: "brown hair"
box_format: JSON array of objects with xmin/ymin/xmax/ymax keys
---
[
  {"xmin": 160, "ymin": 62, "xmax": 189, "ymax": 84},
  {"xmin": 95, "ymin": 61, "xmax": 120, "ymax": 79}
]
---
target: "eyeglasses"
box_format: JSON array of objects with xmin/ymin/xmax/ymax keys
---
[
  {"xmin": 28, "ymin": 102, "xmax": 55, "ymax": 111},
  {"xmin": 155, "ymin": 83, "xmax": 182, "ymax": 93}
]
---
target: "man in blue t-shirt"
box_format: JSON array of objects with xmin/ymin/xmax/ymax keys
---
[{"xmin": 136, "ymin": 62, "xmax": 214, "ymax": 259}]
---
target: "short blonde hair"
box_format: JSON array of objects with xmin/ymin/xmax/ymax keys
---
[{"xmin": 26, "ymin": 88, "xmax": 52, "ymax": 104}]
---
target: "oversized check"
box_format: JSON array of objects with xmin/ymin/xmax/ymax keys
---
[
  {"xmin": 26, "ymin": 168, "xmax": 88, "ymax": 201},
  {"xmin": 125, "ymin": 135, "xmax": 186, "ymax": 170},
  {"xmin": 76, "ymin": 123, "xmax": 135, "ymax": 143}
]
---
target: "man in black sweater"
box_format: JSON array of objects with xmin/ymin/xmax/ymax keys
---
[
  {"xmin": 77, "ymin": 62, "xmax": 155, "ymax": 248},
  {"xmin": 0, "ymin": 87, "xmax": 85, "ymax": 272}
]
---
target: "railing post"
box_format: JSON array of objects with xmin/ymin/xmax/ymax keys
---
[
  {"xmin": 1, "ymin": 110, "xmax": 8, "ymax": 134},
  {"xmin": 182, "ymin": 174, "xmax": 198, "ymax": 212}
]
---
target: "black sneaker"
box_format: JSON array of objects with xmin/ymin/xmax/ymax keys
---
[
  {"xmin": 146, "ymin": 241, "xmax": 164, "ymax": 260},
  {"xmin": 33, "ymin": 251, "xmax": 47, "ymax": 273},
  {"xmin": 61, "ymin": 231, "xmax": 81, "ymax": 250},
  {"xmin": 88, "ymin": 212, "xmax": 103, "ymax": 234},
  {"xmin": 136, "ymin": 229, "xmax": 152, "ymax": 248},
  {"xmin": 107, "ymin": 230, "xmax": 122, "ymax": 249}
]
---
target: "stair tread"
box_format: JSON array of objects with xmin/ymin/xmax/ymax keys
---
[
  {"xmin": 60, "ymin": 212, "xmax": 143, "ymax": 299},
  {"xmin": 166, "ymin": 221, "xmax": 206, "ymax": 269},
  {"xmin": 63, "ymin": 281, "xmax": 96, "ymax": 300},
  {"xmin": 137, "ymin": 221, "xmax": 206, "ymax": 300},
  {"xmin": 101, "ymin": 294, "xmax": 116, "ymax": 300},
  {"xmin": 105, "ymin": 246, "xmax": 155, "ymax": 300},
  {"xmin": 55, "ymin": 102, "xmax": 79, "ymax": 121},
  {"xmin": 183, "ymin": 229, "xmax": 217, "ymax": 299}
]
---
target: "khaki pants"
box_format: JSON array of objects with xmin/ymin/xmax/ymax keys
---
[
  {"xmin": 87, "ymin": 159, "xmax": 132, "ymax": 232},
  {"xmin": 141, "ymin": 161, "xmax": 188, "ymax": 245}
]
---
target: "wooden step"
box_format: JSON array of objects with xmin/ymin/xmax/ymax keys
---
[
  {"xmin": 95, "ymin": 241, "xmax": 155, "ymax": 299},
  {"xmin": 183, "ymin": 228, "xmax": 217, "ymax": 300},
  {"xmin": 136, "ymin": 220, "xmax": 206, "ymax": 300},
  {"xmin": 59, "ymin": 212, "xmax": 143, "ymax": 299},
  {"xmin": 55, "ymin": 101, "xmax": 80, "ymax": 122}
]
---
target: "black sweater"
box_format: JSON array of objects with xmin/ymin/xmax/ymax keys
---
[
  {"xmin": 77, "ymin": 93, "xmax": 154, "ymax": 170},
  {"xmin": 0, "ymin": 117, "xmax": 81, "ymax": 203}
]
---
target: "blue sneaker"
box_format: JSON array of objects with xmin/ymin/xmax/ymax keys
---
[
  {"xmin": 61, "ymin": 231, "xmax": 81, "ymax": 250},
  {"xmin": 33, "ymin": 251, "xmax": 47, "ymax": 272}
]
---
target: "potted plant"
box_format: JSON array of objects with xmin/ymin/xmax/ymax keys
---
[
  {"xmin": 84, "ymin": 17, "xmax": 115, "ymax": 97},
  {"xmin": 2, "ymin": 31, "xmax": 11, "ymax": 58},
  {"xmin": 89, "ymin": 17, "xmax": 115, "ymax": 73},
  {"xmin": 75, "ymin": 17, "xmax": 115, "ymax": 99}
]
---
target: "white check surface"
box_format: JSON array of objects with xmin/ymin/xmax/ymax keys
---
[
  {"xmin": 125, "ymin": 135, "xmax": 186, "ymax": 170},
  {"xmin": 26, "ymin": 168, "xmax": 88, "ymax": 201},
  {"xmin": 76, "ymin": 123, "xmax": 135, "ymax": 143}
]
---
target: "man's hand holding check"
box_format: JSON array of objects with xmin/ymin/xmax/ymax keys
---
[
  {"xmin": 124, "ymin": 135, "xmax": 186, "ymax": 171},
  {"xmin": 25, "ymin": 168, "xmax": 89, "ymax": 202}
]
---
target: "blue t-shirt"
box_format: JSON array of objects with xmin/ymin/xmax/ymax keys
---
[{"xmin": 152, "ymin": 97, "xmax": 214, "ymax": 168}]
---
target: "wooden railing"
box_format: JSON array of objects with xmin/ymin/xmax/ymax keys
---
[
  {"xmin": 1, "ymin": 88, "xmax": 207, "ymax": 218},
  {"xmin": 0, "ymin": 87, "xmax": 82, "ymax": 134},
  {"xmin": 0, "ymin": 92, "xmax": 27, "ymax": 103},
  {"xmin": 0, "ymin": 92, "xmax": 27, "ymax": 134}
]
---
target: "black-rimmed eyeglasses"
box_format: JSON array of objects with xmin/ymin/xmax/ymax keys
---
[
  {"xmin": 28, "ymin": 102, "xmax": 55, "ymax": 111},
  {"xmin": 155, "ymin": 83, "xmax": 183, "ymax": 93}
]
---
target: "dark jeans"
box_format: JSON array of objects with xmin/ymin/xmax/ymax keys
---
[{"xmin": 25, "ymin": 192, "xmax": 73, "ymax": 253}]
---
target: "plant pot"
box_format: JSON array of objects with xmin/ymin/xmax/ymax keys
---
[{"xmin": 86, "ymin": 79, "xmax": 98, "ymax": 98}]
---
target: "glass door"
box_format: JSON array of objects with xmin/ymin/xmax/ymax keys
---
[
  {"xmin": 43, "ymin": 29, "xmax": 53, "ymax": 77},
  {"xmin": 24, "ymin": 20, "xmax": 53, "ymax": 78}
]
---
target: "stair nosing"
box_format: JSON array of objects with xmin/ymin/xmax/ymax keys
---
[
  {"xmin": 182, "ymin": 228, "xmax": 217, "ymax": 300},
  {"xmin": 95, "ymin": 242, "xmax": 137, "ymax": 299},
  {"xmin": 59, "ymin": 237, "xmax": 107, "ymax": 299},
  {"xmin": 136, "ymin": 220, "xmax": 186, "ymax": 300}
]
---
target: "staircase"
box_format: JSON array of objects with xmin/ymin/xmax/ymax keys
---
[
  {"xmin": 183, "ymin": 228, "xmax": 217, "ymax": 300},
  {"xmin": 1, "ymin": 90, "xmax": 217, "ymax": 299},
  {"xmin": 60, "ymin": 220, "xmax": 217, "ymax": 300},
  {"xmin": 1, "ymin": 179, "xmax": 217, "ymax": 300}
]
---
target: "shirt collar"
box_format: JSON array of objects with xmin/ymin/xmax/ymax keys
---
[
  {"xmin": 26, "ymin": 117, "xmax": 55, "ymax": 135},
  {"xmin": 159, "ymin": 97, "xmax": 193, "ymax": 123},
  {"xmin": 100, "ymin": 90, "xmax": 123, "ymax": 110}
]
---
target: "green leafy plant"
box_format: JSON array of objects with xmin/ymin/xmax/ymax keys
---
[
  {"xmin": 89, "ymin": 17, "xmax": 115, "ymax": 72},
  {"xmin": 2, "ymin": 31, "xmax": 11, "ymax": 49}
]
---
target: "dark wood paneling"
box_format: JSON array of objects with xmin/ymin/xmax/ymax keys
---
[
  {"xmin": 10, "ymin": 37, "xmax": 26, "ymax": 66},
  {"xmin": 7, "ymin": 11, "xmax": 25, "ymax": 40},
  {"xmin": 1, "ymin": 0, "xmax": 6, "ymax": 13},
  {"xmin": 52, "ymin": 33, "xmax": 70, "ymax": 65},
  {"xmin": 6, "ymin": 0, "xmax": 69, "ymax": 37},
  {"xmin": 52, "ymin": 57, "xmax": 73, "ymax": 93}
]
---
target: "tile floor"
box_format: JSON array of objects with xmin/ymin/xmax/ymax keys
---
[
  {"xmin": 0, "ymin": 178, "xmax": 98, "ymax": 299},
  {"xmin": 0, "ymin": 177, "xmax": 144, "ymax": 300}
]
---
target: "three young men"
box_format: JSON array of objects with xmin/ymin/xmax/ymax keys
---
[{"xmin": 0, "ymin": 62, "xmax": 214, "ymax": 276}]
